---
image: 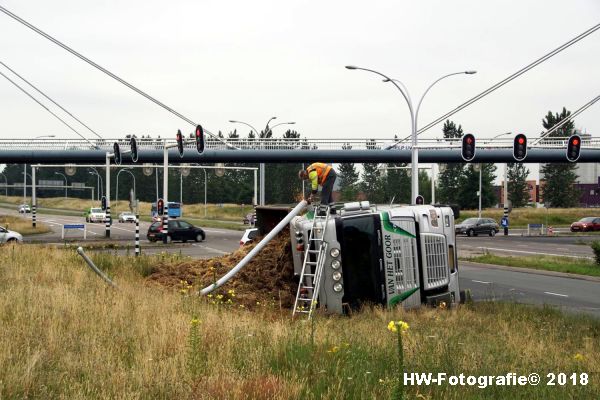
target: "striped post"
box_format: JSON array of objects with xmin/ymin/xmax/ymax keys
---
[
  {"xmin": 105, "ymin": 153, "xmax": 111, "ymax": 238},
  {"xmin": 162, "ymin": 203, "xmax": 169, "ymax": 244},
  {"xmin": 105, "ymin": 205, "xmax": 111, "ymax": 238},
  {"xmin": 135, "ymin": 209, "xmax": 140, "ymax": 256},
  {"xmin": 32, "ymin": 165, "xmax": 36, "ymax": 228}
]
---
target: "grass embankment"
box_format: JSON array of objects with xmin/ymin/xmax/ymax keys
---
[
  {"xmin": 458, "ymin": 208, "xmax": 599, "ymax": 228},
  {"xmin": 0, "ymin": 195, "xmax": 253, "ymax": 229},
  {"xmin": 0, "ymin": 245, "xmax": 598, "ymax": 399},
  {"xmin": 463, "ymin": 254, "xmax": 600, "ymax": 278},
  {"xmin": 0, "ymin": 214, "xmax": 50, "ymax": 235}
]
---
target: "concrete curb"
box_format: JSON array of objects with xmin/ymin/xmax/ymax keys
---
[{"xmin": 459, "ymin": 260, "xmax": 600, "ymax": 283}]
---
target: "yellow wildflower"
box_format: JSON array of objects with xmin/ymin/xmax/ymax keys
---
[
  {"xmin": 179, "ymin": 288, "xmax": 187, "ymax": 294},
  {"xmin": 327, "ymin": 346, "xmax": 340, "ymax": 354},
  {"xmin": 574, "ymin": 353, "xmax": 584, "ymax": 361},
  {"xmin": 439, "ymin": 301, "xmax": 447, "ymax": 310},
  {"xmin": 216, "ymin": 294, "xmax": 223, "ymax": 300},
  {"xmin": 190, "ymin": 318, "xmax": 200, "ymax": 326},
  {"xmin": 387, "ymin": 320, "xmax": 409, "ymax": 333}
]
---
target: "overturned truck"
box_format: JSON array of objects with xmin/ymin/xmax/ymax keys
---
[{"xmin": 257, "ymin": 201, "xmax": 461, "ymax": 317}]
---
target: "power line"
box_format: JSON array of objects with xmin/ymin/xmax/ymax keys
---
[
  {"xmin": 0, "ymin": 69, "xmax": 97, "ymax": 147},
  {"xmin": 0, "ymin": 61, "xmax": 103, "ymax": 139},
  {"xmin": 0, "ymin": 5, "xmax": 236, "ymax": 149},
  {"xmin": 401, "ymin": 22, "xmax": 600, "ymax": 140}
]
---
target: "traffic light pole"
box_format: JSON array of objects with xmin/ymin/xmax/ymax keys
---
[
  {"xmin": 504, "ymin": 164, "xmax": 509, "ymax": 236},
  {"xmin": 163, "ymin": 143, "xmax": 169, "ymax": 244},
  {"xmin": 105, "ymin": 152, "xmax": 111, "ymax": 238},
  {"xmin": 31, "ymin": 165, "xmax": 36, "ymax": 228}
]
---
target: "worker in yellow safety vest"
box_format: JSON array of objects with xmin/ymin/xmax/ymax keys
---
[{"xmin": 298, "ymin": 162, "xmax": 337, "ymax": 205}]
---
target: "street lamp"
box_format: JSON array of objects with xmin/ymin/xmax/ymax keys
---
[
  {"xmin": 492, "ymin": 131, "xmax": 514, "ymax": 235},
  {"xmin": 115, "ymin": 168, "xmax": 135, "ymax": 205},
  {"xmin": 229, "ymin": 117, "xmax": 295, "ymax": 205},
  {"xmin": 54, "ymin": 171, "xmax": 68, "ymax": 198},
  {"xmin": 88, "ymin": 168, "xmax": 103, "ymax": 200},
  {"xmin": 346, "ymin": 66, "xmax": 476, "ymax": 203}
]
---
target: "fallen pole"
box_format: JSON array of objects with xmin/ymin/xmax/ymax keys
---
[
  {"xmin": 76, "ymin": 246, "xmax": 118, "ymax": 288},
  {"xmin": 200, "ymin": 200, "xmax": 308, "ymax": 295}
]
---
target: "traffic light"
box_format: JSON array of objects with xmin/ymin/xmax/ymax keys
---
[
  {"xmin": 157, "ymin": 198, "xmax": 164, "ymax": 216},
  {"xmin": 566, "ymin": 134, "xmax": 581, "ymax": 162},
  {"xmin": 461, "ymin": 134, "xmax": 476, "ymax": 162},
  {"xmin": 176, "ymin": 129, "xmax": 184, "ymax": 158},
  {"xmin": 113, "ymin": 142, "xmax": 121, "ymax": 165},
  {"xmin": 101, "ymin": 196, "xmax": 107, "ymax": 211},
  {"xmin": 130, "ymin": 137, "xmax": 138, "ymax": 162},
  {"xmin": 195, "ymin": 124, "xmax": 205, "ymax": 154},
  {"xmin": 415, "ymin": 195, "xmax": 424, "ymax": 205},
  {"xmin": 513, "ymin": 133, "xmax": 527, "ymax": 161}
]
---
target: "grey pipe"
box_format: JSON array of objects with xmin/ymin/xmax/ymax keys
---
[
  {"xmin": 76, "ymin": 246, "xmax": 118, "ymax": 288},
  {"xmin": 3, "ymin": 148, "xmax": 600, "ymax": 164},
  {"xmin": 200, "ymin": 200, "xmax": 307, "ymax": 295}
]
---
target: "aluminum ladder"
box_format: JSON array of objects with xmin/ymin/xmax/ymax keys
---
[{"xmin": 292, "ymin": 205, "xmax": 331, "ymax": 319}]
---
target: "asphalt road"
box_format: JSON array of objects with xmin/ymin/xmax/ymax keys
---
[{"xmin": 459, "ymin": 262, "xmax": 600, "ymax": 317}]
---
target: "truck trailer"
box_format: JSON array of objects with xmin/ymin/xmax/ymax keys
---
[{"xmin": 289, "ymin": 201, "xmax": 460, "ymax": 316}]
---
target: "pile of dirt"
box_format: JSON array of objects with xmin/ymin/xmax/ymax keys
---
[{"xmin": 145, "ymin": 231, "xmax": 297, "ymax": 309}]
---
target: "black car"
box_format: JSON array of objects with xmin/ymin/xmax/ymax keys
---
[
  {"xmin": 455, "ymin": 217, "xmax": 500, "ymax": 237},
  {"xmin": 147, "ymin": 220, "xmax": 205, "ymax": 243}
]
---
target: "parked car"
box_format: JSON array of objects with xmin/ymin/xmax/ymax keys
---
[
  {"xmin": 0, "ymin": 225, "xmax": 23, "ymax": 243},
  {"xmin": 243, "ymin": 213, "xmax": 256, "ymax": 225},
  {"xmin": 570, "ymin": 217, "xmax": 600, "ymax": 232},
  {"xmin": 18, "ymin": 204, "xmax": 31, "ymax": 213},
  {"xmin": 118, "ymin": 211, "xmax": 136, "ymax": 223},
  {"xmin": 240, "ymin": 228, "xmax": 259, "ymax": 245},
  {"xmin": 147, "ymin": 220, "xmax": 205, "ymax": 243},
  {"xmin": 84, "ymin": 207, "xmax": 107, "ymax": 223},
  {"xmin": 455, "ymin": 217, "xmax": 500, "ymax": 237}
]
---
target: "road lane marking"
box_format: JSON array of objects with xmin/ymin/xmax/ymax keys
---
[
  {"xmin": 477, "ymin": 247, "xmax": 592, "ymax": 259},
  {"xmin": 191, "ymin": 244, "xmax": 229, "ymax": 255},
  {"xmin": 471, "ymin": 280, "xmax": 492, "ymax": 284},
  {"xmin": 544, "ymin": 291, "xmax": 569, "ymax": 298}
]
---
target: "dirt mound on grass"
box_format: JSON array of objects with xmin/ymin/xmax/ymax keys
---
[{"xmin": 145, "ymin": 231, "xmax": 297, "ymax": 309}]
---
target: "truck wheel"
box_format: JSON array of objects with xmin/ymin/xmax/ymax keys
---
[{"xmin": 467, "ymin": 229, "xmax": 474, "ymax": 237}]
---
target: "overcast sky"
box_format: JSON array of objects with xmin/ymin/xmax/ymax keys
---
[{"xmin": 1, "ymin": 0, "xmax": 599, "ymax": 180}]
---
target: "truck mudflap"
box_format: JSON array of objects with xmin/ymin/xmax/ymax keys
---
[{"xmin": 425, "ymin": 291, "xmax": 453, "ymax": 307}]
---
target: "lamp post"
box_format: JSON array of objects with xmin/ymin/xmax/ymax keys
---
[
  {"xmin": 88, "ymin": 168, "xmax": 103, "ymax": 200},
  {"xmin": 346, "ymin": 66, "xmax": 476, "ymax": 203},
  {"xmin": 54, "ymin": 172, "xmax": 68, "ymax": 198},
  {"xmin": 116, "ymin": 168, "xmax": 135, "ymax": 205},
  {"xmin": 230, "ymin": 118, "xmax": 295, "ymax": 205},
  {"xmin": 491, "ymin": 131, "xmax": 513, "ymax": 235}
]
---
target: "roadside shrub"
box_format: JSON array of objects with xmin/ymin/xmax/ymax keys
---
[{"xmin": 590, "ymin": 241, "xmax": 600, "ymax": 266}]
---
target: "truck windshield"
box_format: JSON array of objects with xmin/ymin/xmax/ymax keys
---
[{"xmin": 339, "ymin": 215, "xmax": 384, "ymax": 308}]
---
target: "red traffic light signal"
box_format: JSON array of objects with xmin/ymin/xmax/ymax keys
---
[
  {"xmin": 513, "ymin": 133, "xmax": 527, "ymax": 161},
  {"xmin": 566, "ymin": 134, "xmax": 581, "ymax": 162},
  {"xmin": 461, "ymin": 134, "xmax": 476, "ymax": 162},
  {"xmin": 130, "ymin": 137, "xmax": 138, "ymax": 162},
  {"xmin": 157, "ymin": 198, "xmax": 164, "ymax": 216},
  {"xmin": 176, "ymin": 129, "xmax": 184, "ymax": 158},
  {"xmin": 195, "ymin": 124, "xmax": 205, "ymax": 154}
]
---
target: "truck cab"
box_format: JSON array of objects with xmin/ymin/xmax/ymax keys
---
[{"xmin": 290, "ymin": 201, "xmax": 459, "ymax": 314}]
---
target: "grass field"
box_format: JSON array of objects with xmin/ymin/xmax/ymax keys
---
[
  {"xmin": 0, "ymin": 195, "xmax": 254, "ymax": 222},
  {"xmin": 0, "ymin": 214, "xmax": 51, "ymax": 235},
  {"xmin": 0, "ymin": 245, "xmax": 598, "ymax": 399},
  {"xmin": 462, "ymin": 253, "xmax": 600, "ymax": 278}
]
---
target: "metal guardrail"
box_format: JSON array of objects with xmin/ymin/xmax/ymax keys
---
[{"xmin": 0, "ymin": 137, "xmax": 598, "ymax": 151}]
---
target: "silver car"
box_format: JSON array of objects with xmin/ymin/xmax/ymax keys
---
[
  {"xmin": 0, "ymin": 226, "xmax": 23, "ymax": 243},
  {"xmin": 118, "ymin": 212, "xmax": 136, "ymax": 223}
]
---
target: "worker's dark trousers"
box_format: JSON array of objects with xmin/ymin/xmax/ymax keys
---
[{"xmin": 320, "ymin": 170, "xmax": 336, "ymax": 205}]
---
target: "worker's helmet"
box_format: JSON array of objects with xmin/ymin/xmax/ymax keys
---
[{"xmin": 298, "ymin": 169, "xmax": 307, "ymax": 179}]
